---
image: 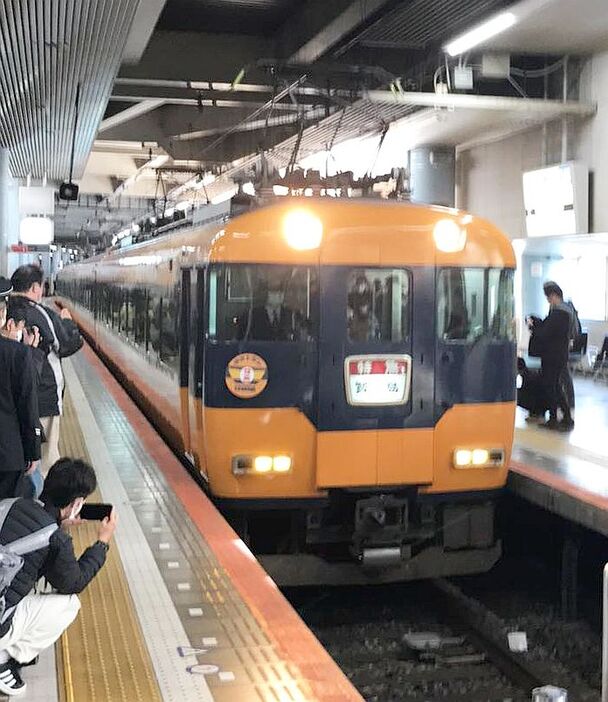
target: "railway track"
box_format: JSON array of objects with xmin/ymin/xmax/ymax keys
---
[{"xmin": 289, "ymin": 579, "xmax": 600, "ymax": 701}]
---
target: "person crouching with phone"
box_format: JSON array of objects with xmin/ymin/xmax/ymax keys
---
[{"xmin": 0, "ymin": 458, "xmax": 117, "ymax": 696}]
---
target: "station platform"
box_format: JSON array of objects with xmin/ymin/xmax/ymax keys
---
[
  {"xmin": 26, "ymin": 343, "xmax": 362, "ymax": 702},
  {"xmin": 509, "ymin": 377, "xmax": 608, "ymax": 536}
]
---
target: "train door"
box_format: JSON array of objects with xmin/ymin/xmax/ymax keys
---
[
  {"xmin": 316, "ymin": 266, "xmax": 435, "ymax": 488},
  {"xmin": 180, "ymin": 267, "xmax": 207, "ymax": 475}
]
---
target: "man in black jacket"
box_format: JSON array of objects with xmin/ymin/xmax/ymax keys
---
[
  {"xmin": 528, "ymin": 281, "xmax": 574, "ymax": 431},
  {"xmin": 9, "ymin": 265, "xmax": 83, "ymax": 477},
  {"xmin": 0, "ymin": 458, "xmax": 116, "ymax": 696},
  {"xmin": 0, "ymin": 278, "xmax": 41, "ymax": 498}
]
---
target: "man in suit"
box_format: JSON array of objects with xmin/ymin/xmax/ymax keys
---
[
  {"xmin": 528, "ymin": 281, "xmax": 574, "ymax": 431},
  {"xmin": 0, "ymin": 277, "xmax": 41, "ymax": 498},
  {"xmin": 239, "ymin": 283, "xmax": 294, "ymax": 341}
]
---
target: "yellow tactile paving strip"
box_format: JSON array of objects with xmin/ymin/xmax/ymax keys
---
[{"xmin": 57, "ymin": 392, "xmax": 163, "ymax": 702}]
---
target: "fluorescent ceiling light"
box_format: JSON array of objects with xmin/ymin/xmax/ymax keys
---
[{"xmin": 444, "ymin": 12, "xmax": 516, "ymax": 57}]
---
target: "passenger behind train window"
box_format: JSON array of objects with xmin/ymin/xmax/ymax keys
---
[
  {"xmin": 438, "ymin": 268, "xmax": 514, "ymax": 342},
  {"xmin": 210, "ymin": 265, "xmax": 317, "ymax": 342},
  {"xmin": 347, "ymin": 269, "xmax": 410, "ymax": 343}
]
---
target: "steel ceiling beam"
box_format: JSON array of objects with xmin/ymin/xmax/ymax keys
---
[
  {"xmin": 172, "ymin": 107, "xmax": 327, "ymax": 142},
  {"xmin": 122, "ymin": 0, "xmax": 167, "ymax": 64},
  {"xmin": 110, "ymin": 95, "xmax": 303, "ymax": 110},
  {"xmin": 99, "ymin": 99, "xmax": 166, "ymax": 133},
  {"xmin": 286, "ymin": 0, "xmax": 393, "ymax": 64},
  {"xmin": 366, "ymin": 90, "xmax": 597, "ymax": 115},
  {"xmin": 0, "ymin": 0, "xmax": 141, "ymax": 180},
  {"xmin": 112, "ymin": 77, "xmax": 352, "ymax": 101}
]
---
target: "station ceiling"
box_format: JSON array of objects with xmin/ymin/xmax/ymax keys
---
[{"xmin": 0, "ymin": 0, "xmax": 602, "ymax": 243}]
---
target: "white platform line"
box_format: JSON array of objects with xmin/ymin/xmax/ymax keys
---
[{"xmin": 63, "ymin": 359, "xmax": 214, "ymax": 702}]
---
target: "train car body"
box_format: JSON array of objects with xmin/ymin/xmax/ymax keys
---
[{"xmin": 57, "ymin": 199, "xmax": 516, "ymax": 585}]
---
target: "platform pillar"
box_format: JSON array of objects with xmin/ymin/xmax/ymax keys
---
[
  {"xmin": 0, "ymin": 149, "xmax": 20, "ymax": 277},
  {"xmin": 409, "ymin": 145, "xmax": 455, "ymax": 207},
  {"xmin": 561, "ymin": 532, "xmax": 580, "ymax": 621}
]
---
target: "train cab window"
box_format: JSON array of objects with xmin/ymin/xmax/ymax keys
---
[
  {"xmin": 488, "ymin": 269, "xmax": 515, "ymax": 341},
  {"xmin": 347, "ymin": 269, "xmax": 410, "ymax": 342},
  {"xmin": 438, "ymin": 268, "xmax": 515, "ymax": 342},
  {"xmin": 209, "ymin": 264, "xmax": 318, "ymax": 342}
]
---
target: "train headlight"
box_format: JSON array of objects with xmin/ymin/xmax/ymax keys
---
[
  {"xmin": 453, "ymin": 448, "xmax": 505, "ymax": 468},
  {"xmin": 273, "ymin": 455, "xmax": 292, "ymax": 473},
  {"xmin": 232, "ymin": 454, "xmax": 293, "ymax": 476},
  {"xmin": 471, "ymin": 449, "xmax": 489, "ymax": 466},
  {"xmin": 433, "ymin": 219, "xmax": 467, "ymax": 253},
  {"xmin": 283, "ymin": 210, "xmax": 323, "ymax": 250},
  {"xmin": 454, "ymin": 449, "xmax": 472, "ymax": 467},
  {"xmin": 253, "ymin": 456, "xmax": 273, "ymax": 473}
]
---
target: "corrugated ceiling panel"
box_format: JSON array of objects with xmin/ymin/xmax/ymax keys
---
[
  {"xmin": 0, "ymin": 0, "xmax": 141, "ymax": 180},
  {"xmin": 357, "ymin": 0, "xmax": 510, "ymax": 48}
]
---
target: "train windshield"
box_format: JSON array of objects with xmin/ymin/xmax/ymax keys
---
[
  {"xmin": 437, "ymin": 268, "xmax": 515, "ymax": 342},
  {"xmin": 208, "ymin": 264, "xmax": 318, "ymax": 342},
  {"xmin": 347, "ymin": 268, "xmax": 410, "ymax": 343}
]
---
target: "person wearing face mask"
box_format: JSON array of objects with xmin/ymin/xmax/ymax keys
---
[
  {"xmin": 0, "ymin": 277, "xmax": 41, "ymax": 499},
  {"xmin": 0, "ymin": 458, "xmax": 116, "ymax": 696},
  {"xmin": 240, "ymin": 281, "xmax": 294, "ymax": 341},
  {"xmin": 348, "ymin": 274, "xmax": 375, "ymax": 342},
  {"xmin": 9, "ymin": 265, "xmax": 83, "ymax": 478}
]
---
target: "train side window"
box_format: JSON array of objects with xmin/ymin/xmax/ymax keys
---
[
  {"xmin": 132, "ymin": 288, "xmax": 148, "ymax": 347},
  {"xmin": 160, "ymin": 285, "xmax": 180, "ymax": 374},
  {"xmin": 148, "ymin": 290, "xmax": 162, "ymax": 354},
  {"xmin": 347, "ymin": 269, "xmax": 410, "ymax": 343},
  {"xmin": 488, "ymin": 269, "xmax": 515, "ymax": 341},
  {"xmin": 438, "ymin": 269, "xmax": 483, "ymax": 341}
]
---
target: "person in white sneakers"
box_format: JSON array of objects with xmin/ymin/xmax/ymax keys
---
[{"xmin": 0, "ymin": 458, "xmax": 116, "ymax": 696}]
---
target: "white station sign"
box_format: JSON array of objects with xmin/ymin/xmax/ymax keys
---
[{"xmin": 344, "ymin": 355, "xmax": 412, "ymax": 406}]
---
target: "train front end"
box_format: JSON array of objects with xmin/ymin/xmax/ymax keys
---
[{"xmin": 190, "ymin": 200, "xmax": 516, "ymax": 585}]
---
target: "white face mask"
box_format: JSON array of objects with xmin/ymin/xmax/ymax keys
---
[
  {"xmin": 14, "ymin": 330, "xmax": 23, "ymax": 343},
  {"xmin": 69, "ymin": 498, "xmax": 84, "ymax": 520}
]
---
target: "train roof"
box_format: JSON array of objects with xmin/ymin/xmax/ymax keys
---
[{"xmin": 61, "ymin": 199, "xmax": 515, "ymax": 280}]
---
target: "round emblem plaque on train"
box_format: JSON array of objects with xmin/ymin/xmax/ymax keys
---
[{"xmin": 225, "ymin": 353, "xmax": 268, "ymax": 398}]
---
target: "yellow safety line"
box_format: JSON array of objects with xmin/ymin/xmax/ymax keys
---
[
  {"xmin": 59, "ymin": 627, "xmax": 74, "ymax": 702},
  {"xmin": 56, "ymin": 391, "xmax": 163, "ymax": 702}
]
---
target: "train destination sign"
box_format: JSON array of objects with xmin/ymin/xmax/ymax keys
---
[{"xmin": 344, "ymin": 355, "xmax": 412, "ymax": 406}]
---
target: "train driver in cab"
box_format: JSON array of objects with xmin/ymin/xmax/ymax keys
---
[{"xmin": 240, "ymin": 279, "xmax": 295, "ymax": 341}]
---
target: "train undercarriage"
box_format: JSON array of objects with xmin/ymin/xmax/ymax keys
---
[{"xmin": 220, "ymin": 489, "xmax": 501, "ymax": 586}]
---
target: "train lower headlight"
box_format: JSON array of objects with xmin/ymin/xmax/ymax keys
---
[
  {"xmin": 253, "ymin": 456, "xmax": 273, "ymax": 473},
  {"xmin": 453, "ymin": 448, "xmax": 505, "ymax": 468},
  {"xmin": 472, "ymin": 449, "xmax": 490, "ymax": 465},
  {"xmin": 273, "ymin": 455, "xmax": 292, "ymax": 473},
  {"xmin": 454, "ymin": 449, "xmax": 473, "ymax": 467},
  {"xmin": 283, "ymin": 210, "xmax": 323, "ymax": 250},
  {"xmin": 433, "ymin": 219, "xmax": 467, "ymax": 253}
]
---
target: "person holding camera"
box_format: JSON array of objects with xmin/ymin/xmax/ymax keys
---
[
  {"xmin": 0, "ymin": 277, "xmax": 41, "ymax": 499},
  {"xmin": 9, "ymin": 265, "xmax": 83, "ymax": 477},
  {"xmin": 0, "ymin": 458, "xmax": 116, "ymax": 696}
]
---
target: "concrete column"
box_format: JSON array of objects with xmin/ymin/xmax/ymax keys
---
[
  {"xmin": 0, "ymin": 149, "xmax": 20, "ymax": 277},
  {"xmin": 409, "ymin": 145, "xmax": 456, "ymax": 208}
]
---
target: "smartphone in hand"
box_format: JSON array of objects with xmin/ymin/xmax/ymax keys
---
[{"xmin": 79, "ymin": 503, "xmax": 113, "ymax": 521}]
